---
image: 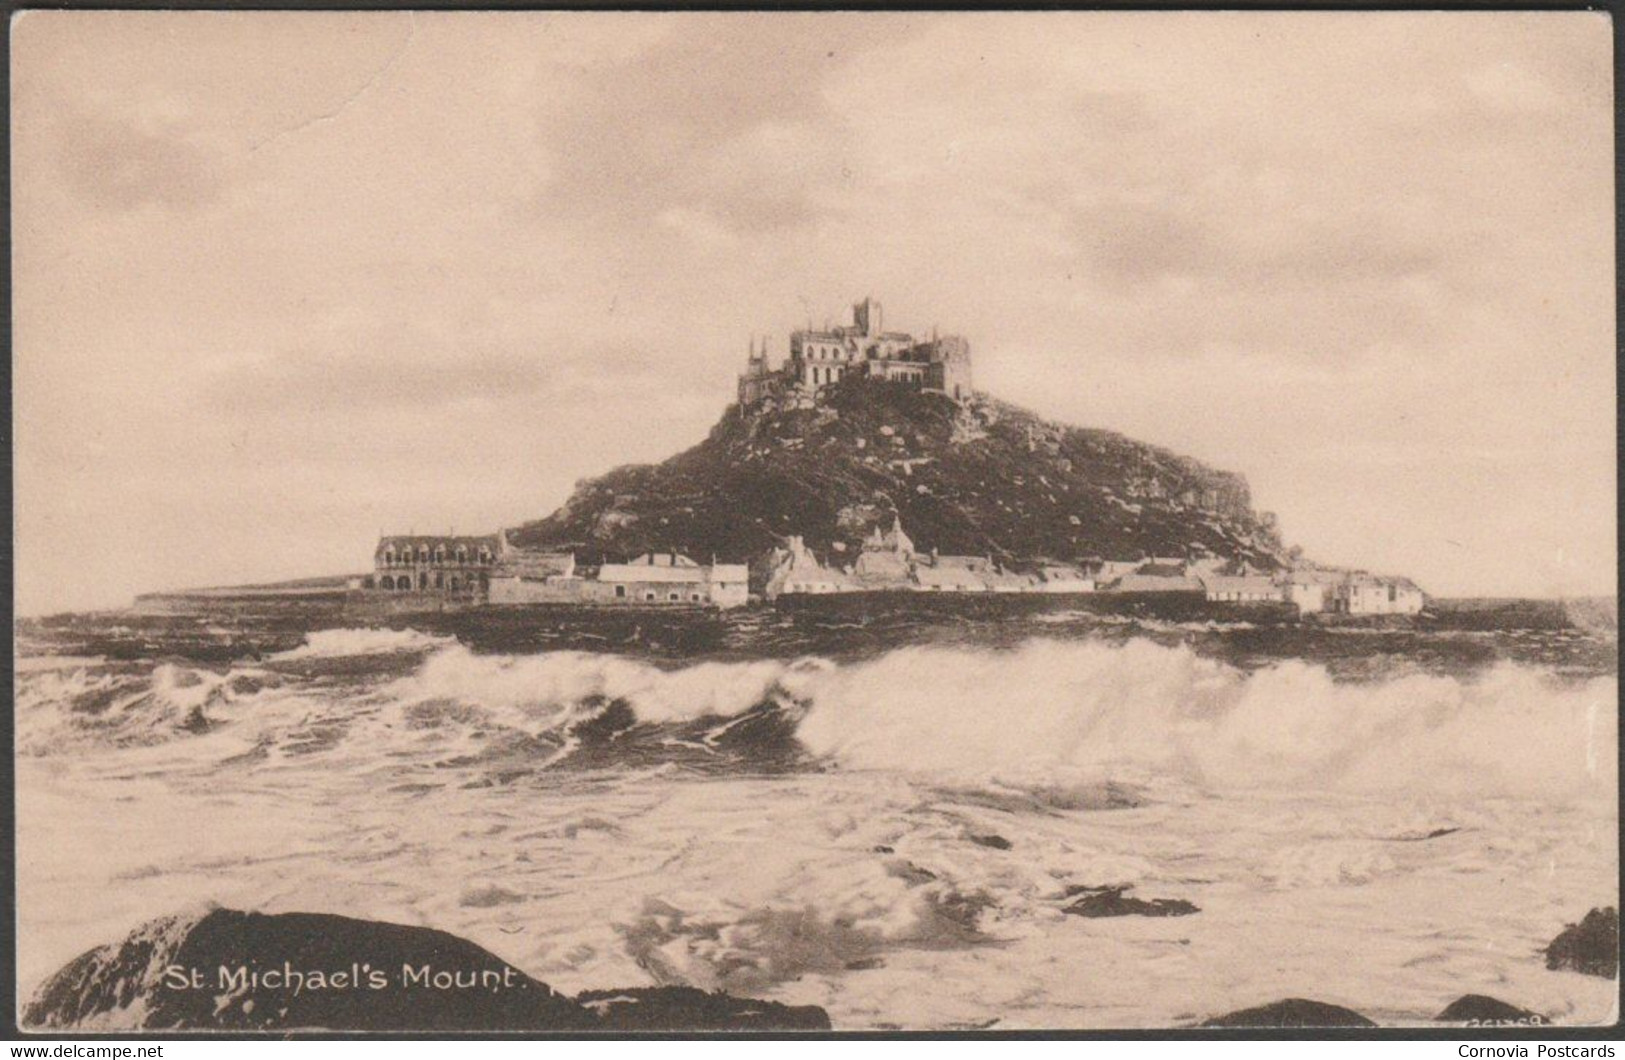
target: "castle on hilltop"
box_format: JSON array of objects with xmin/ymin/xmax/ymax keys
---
[{"xmin": 738, "ymin": 297, "xmax": 974, "ymax": 407}]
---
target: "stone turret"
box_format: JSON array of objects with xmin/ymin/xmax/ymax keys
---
[{"xmin": 737, "ymin": 335, "xmax": 778, "ymax": 406}]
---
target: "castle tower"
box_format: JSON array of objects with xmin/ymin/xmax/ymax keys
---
[
  {"xmin": 738, "ymin": 335, "xmax": 774, "ymax": 406},
  {"xmin": 853, "ymin": 297, "xmax": 882, "ymax": 338}
]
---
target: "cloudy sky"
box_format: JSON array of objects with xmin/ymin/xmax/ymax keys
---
[{"xmin": 13, "ymin": 11, "xmax": 1615, "ymax": 614}]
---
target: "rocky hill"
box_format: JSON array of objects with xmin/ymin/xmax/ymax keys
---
[{"xmin": 509, "ymin": 379, "xmax": 1289, "ymax": 577}]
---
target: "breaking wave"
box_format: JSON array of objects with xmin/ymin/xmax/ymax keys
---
[
  {"xmin": 393, "ymin": 646, "xmax": 805, "ymax": 728},
  {"xmin": 270, "ymin": 627, "xmax": 455, "ymax": 660},
  {"xmin": 18, "ymin": 631, "xmax": 1616, "ymax": 801},
  {"xmin": 793, "ymin": 638, "xmax": 1617, "ymax": 800}
]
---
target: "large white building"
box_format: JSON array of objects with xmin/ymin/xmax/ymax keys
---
[
  {"xmin": 1275, "ymin": 568, "xmax": 1425, "ymax": 615},
  {"xmin": 1332, "ymin": 573, "xmax": 1425, "ymax": 615},
  {"xmin": 484, "ymin": 542, "xmax": 749, "ymax": 609},
  {"xmin": 1201, "ymin": 575, "xmax": 1283, "ymax": 604},
  {"xmin": 739, "ymin": 298, "xmax": 975, "ymax": 406},
  {"xmin": 596, "ymin": 553, "xmax": 749, "ymax": 608}
]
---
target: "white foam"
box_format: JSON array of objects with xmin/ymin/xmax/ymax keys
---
[
  {"xmin": 792, "ymin": 638, "xmax": 1618, "ymax": 800},
  {"xmin": 271, "ymin": 627, "xmax": 454, "ymax": 660},
  {"xmin": 389, "ymin": 645, "xmax": 792, "ymax": 733}
]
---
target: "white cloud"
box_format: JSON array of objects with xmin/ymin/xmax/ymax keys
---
[{"xmin": 11, "ymin": 11, "xmax": 1615, "ymax": 612}]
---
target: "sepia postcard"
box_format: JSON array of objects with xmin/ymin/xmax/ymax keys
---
[{"xmin": 9, "ymin": 8, "xmax": 1620, "ymax": 1038}]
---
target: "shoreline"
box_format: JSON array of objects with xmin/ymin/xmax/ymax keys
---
[{"xmin": 115, "ymin": 587, "xmax": 1615, "ymax": 637}]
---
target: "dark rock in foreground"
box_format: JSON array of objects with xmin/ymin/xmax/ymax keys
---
[
  {"xmin": 1544, "ymin": 907, "xmax": 1619, "ymax": 979},
  {"xmin": 24, "ymin": 908, "xmax": 829, "ymax": 1032},
  {"xmin": 1435, "ymin": 995, "xmax": 1547, "ymax": 1024},
  {"xmin": 1063, "ymin": 886, "xmax": 1198, "ymax": 919},
  {"xmin": 578, "ymin": 987, "xmax": 830, "ymax": 1031},
  {"xmin": 24, "ymin": 908, "xmax": 591, "ymax": 1031},
  {"xmin": 1202, "ymin": 998, "xmax": 1376, "ymax": 1028}
]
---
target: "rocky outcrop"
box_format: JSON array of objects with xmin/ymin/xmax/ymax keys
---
[
  {"xmin": 578, "ymin": 987, "xmax": 829, "ymax": 1031},
  {"xmin": 23, "ymin": 908, "xmax": 830, "ymax": 1032},
  {"xmin": 1061, "ymin": 884, "xmax": 1198, "ymax": 919},
  {"xmin": 1544, "ymin": 907, "xmax": 1619, "ymax": 978},
  {"xmin": 1201, "ymin": 998, "xmax": 1376, "ymax": 1028},
  {"xmin": 509, "ymin": 379, "xmax": 1288, "ymax": 578},
  {"xmin": 1435, "ymin": 995, "xmax": 1546, "ymax": 1024}
]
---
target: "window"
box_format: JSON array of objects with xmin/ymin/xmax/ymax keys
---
[
  {"xmin": 383, "ymin": 550, "xmax": 395, "ymax": 566},
  {"xmin": 669, "ymin": 592, "xmax": 680, "ymax": 602},
  {"xmin": 434, "ymin": 572, "xmax": 444, "ymax": 589},
  {"xmin": 691, "ymin": 594, "xmax": 702, "ymax": 602},
  {"xmin": 456, "ymin": 547, "xmax": 468, "ymax": 563},
  {"xmin": 615, "ymin": 585, "xmax": 626, "ymax": 598},
  {"xmin": 644, "ymin": 591, "xmax": 656, "ymax": 601}
]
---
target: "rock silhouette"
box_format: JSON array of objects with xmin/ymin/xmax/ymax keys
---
[
  {"xmin": 1435, "ymin": 995, "xmax": 1546, "ymax": 1024},
  {"xmin": 1062, "ymin": 885, "xmax": 1198, "ymax": 919},
  {"xmin": 1201, "ymin": 998, "xmax": 1376, "ymax": 1027},
  {"xmin": 24, "ymin": 907, "xmax": 830, "ymax": 1032},
  {"xmin": 579, "ymin": 987, "xmax": 830, "ymax": 1031},
  {"xmin": 1544, "ymin": 907, "xmax": 1618, "ymax": 979}
]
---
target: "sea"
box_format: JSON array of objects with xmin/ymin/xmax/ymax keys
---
[{"xmin": 13, "ymin": 597, "xmax": 1621, "ymax": 1029}]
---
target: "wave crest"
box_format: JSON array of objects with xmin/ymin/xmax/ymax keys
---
[
  {"xmin": 793, "ymin": 638, "xmax": 1617, "ymax": 799},
  {"xmin": 272, "ymin": 627, "xmax": 454, "ymax": 660},
  {"xmin": 20, "ymin": 632, "xmax": 1615, "ymax": 801}
]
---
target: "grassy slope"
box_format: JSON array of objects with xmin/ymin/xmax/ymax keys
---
[{"xmin": 510, "ymin": 380, "xmax": 1286, "ymax": 573}]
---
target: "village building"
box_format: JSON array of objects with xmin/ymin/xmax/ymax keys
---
[
  {"xmin": 768, "ymin": 516, "xmax": 1093, "ymax": 597},
  {"xmin": 983, "ymin": 567, "xmax": 1041, "ymax": 593},
  {"xmin": 1274, "ymin": 568, "xmax": 1425, "ymax": 615},
  {"xmin": 850, "ymin": 517, "xmax": 917, "ymax": 588},
  {"xmin": 1107, "ymin": 569, "xmax": 1205, "ymax": 594},
  {"xmin": 1096, "ymin": 559, "xmax": 1145, "ymax": 581},
  {"xmin": 595, "ymin": 552, "xmax": 750, "ymax": 608},
  {"xmin": 1035, "ymin": 565, "xmax": 1095, "ymax": 593},
  {"xmin": 1184, "ymin": 556, "xmax": 1230, "ymax": 578},
  {"xmin": 912, "ymin": 553, "xmax": 993, "ymax": 592},
  {"xmin": 763, "ymin": 536, "xmax": 854, "ymax": 599},
  {"xmin": 486, "ymin": 536, "xmax": 583, "ymax": 604},
  {"xmin": 738, "ymin": 298, "xmax": 975, "ymax": 407},
  {"xmin": 365, "ymin": 531, "xmax": 748, "ymax": 609},
  {"xmin": 363, "ymin": 534, "xmax": 501, "ymax": 594},
  {"xmin": 1200, "ymin": 575, "xmax": 1283, "ymax": 604},
  {"xmin": 1279, "ymin": 569, "xmax": 1345, "ymax": 613},
  {"xmin": 1332, "ymin": 573, "xmax": 1425, "ymax": 615},
  {"xmin": 752, "ymin": 513, "xmax": 1426, "ymax": 609}
]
